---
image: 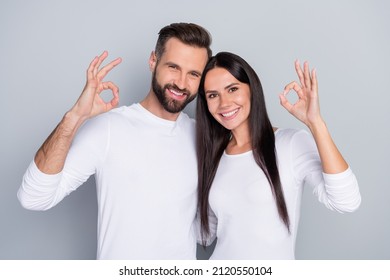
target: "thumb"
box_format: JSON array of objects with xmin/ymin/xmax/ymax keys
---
[{"xmin": 279, "ymin": 93, "xmax": 293, "ymax": 113}]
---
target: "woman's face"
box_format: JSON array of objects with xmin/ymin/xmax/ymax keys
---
[{"xmin": 204, "ymin": 67, "xmax": 251, "ymax": 132}]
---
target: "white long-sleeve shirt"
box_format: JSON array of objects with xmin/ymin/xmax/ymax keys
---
[
  {"xmin": 206, "ymin": 128, "xmax": 361, "ymax": 259},
  {"xmin": 18, "ymin": 103, "xmax": 198, "ymax": 259}
]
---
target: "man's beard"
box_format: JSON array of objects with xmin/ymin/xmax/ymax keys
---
[{"xmin": 152, "ymin": 70, "xmax": 197, "ymax": 114}]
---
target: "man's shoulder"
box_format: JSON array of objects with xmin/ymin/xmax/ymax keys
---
[
  {"xmin": 107, "ymin": 105, "xmax": 135, "ymax": 117},
  {"xmin": 79, "ymin": 106, "xmax": 133, "ymax": 132},
  {"xmin": 178, "ymin": 112, "xmax": 196, "ymax": 134},
  {"xmin": 180, "ymin": 112, "xmax": 196, "ymax": 124}
]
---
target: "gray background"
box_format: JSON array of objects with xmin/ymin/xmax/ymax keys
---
[{"xmin": 1, "ymin": 0, "xmax": 389, "ymax": 259}]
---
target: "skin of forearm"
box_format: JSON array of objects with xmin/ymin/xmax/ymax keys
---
[
  {"xmin": 34, "ymin": 110, "xmax": 87, "ymax": 174},
  {"xmin": 308, "ymin": 119, "xmax": 349, "ymax": 174}
]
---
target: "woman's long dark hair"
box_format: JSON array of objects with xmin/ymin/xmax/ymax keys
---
[{"xmin": 196, "ymin": 52, "xmax": 290, "ymax": 245}]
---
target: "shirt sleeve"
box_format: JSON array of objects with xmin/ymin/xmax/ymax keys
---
[
  {"xmin": 17, "ymin": 114, "xmax": 110, "ymax": 211},
  {"xmin": 290, "ymin": 129, "xmax": 361, "ymax": 213}
]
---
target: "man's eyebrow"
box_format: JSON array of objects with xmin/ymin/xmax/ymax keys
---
[{"xmin": 164, "ymin": 61, "xmax": 180, "ymax": 68}]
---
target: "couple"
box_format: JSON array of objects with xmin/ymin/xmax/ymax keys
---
[{"xmin": 18, "ymin": 22, "xmax": 361, "ymax": 260}]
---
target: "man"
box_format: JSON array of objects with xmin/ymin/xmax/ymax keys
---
[{"xmin": 18, "ymin": 23, "xmax": 212, "ymax": 259}]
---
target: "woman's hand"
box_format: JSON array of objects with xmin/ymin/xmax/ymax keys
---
[
  {"xmin": 280, "ymin": 60, "xmax": 349, "ymax": 173},
  {"xmin": 279, "ymin": 60, "xmax": 322, "ymax": 130}
]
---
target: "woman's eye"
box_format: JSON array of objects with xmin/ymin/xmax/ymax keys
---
[
  {"xmin": 207, "ymin": 93, "xmax": 217, "ymax": 99},
  {"xmin": 228, "ymin": 87, "xmax": 238, "ymax": 93}
]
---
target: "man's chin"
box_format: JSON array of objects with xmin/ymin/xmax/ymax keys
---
[{"xmin": 163, "ymin": 100, "xmax": 187, "ymax": 113}]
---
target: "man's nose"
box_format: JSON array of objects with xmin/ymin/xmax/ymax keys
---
[{"xmin": 173, "ymin": 72, "xmax": 187, "ymax": 90}]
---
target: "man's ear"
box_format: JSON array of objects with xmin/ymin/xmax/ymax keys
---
[{"xmin": 149, "ymin": 51, "xmax": 157, "ymax": 72}]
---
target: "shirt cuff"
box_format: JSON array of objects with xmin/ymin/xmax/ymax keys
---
[
  {"xmin": 322, "ymin": 167, "xmax": 354, "ymax": 187},
  {"xmin": 27, "ymin": 159, "xmax": 63, "ymax": 184}
]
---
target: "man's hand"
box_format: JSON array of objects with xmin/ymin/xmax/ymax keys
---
[
  {"xmin": 71, "ymin": 51, "xmax": 122, "ymax": 121},
  {"xmin": 34, "ymin": 51, "xmax": 121, "ymax": 174}
]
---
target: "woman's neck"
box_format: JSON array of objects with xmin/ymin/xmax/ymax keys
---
[{"xmin": 226, "ymin": 124, "xmax": 252, "ymax": 155}]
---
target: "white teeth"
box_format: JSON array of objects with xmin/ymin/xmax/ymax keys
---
[
  {"xmin": 221, "ymin": 109, "xmax": 238, "ymax": 117},
  {"xmin": 171, "ymin": 90, "xmax": 184, "ymax": 96}
]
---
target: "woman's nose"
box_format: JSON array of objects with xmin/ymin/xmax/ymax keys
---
[{"xmin": 218, "ymin": 93, "xmax": 231, "ymax": 108}]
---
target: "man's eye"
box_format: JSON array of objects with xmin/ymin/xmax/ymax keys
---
[{"xmin": 190, "ymin": 72, "xmax": 200, "ymax": 78}]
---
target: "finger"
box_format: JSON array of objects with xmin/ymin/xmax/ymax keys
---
[
  {"xmin": 101, "ymin": 81, "xmax": 120, "ymax": 109},
  {"xmin": 303, "ymin": 61, "xmax": 312, "ymax": 90},
  {"xmin": 87, "ymin": 56, "xmax": 99, "ymax": 81},
  {"xmin": 295, "ymin": 60, "xmax": 306, "ymax": 87},
  {"xmin": 311, "ymin": 68, "xmax": 318, "ymax": 93},
  {"xmin": 279, "ymin": 93, "xmax": 293, "ymax": 113},
  {"xmin": 96, "ymin": 57, "xmax": 122, "ymax": 81},
  {"xmin": 102, "ymin": 81, "xmax": 120, "ymax": 102},
  {"xmin": 110, "ymin": 94, "xmax": 119, "ymax": 108},
  {"xmin": 284, "ymin": 81, "xmax": 305, "ymax": 99},
  {"xmin": 94, "ymin": 51, "xmax": 109, "ymax": 76},
  {"xmin": 101, "ymin": 81, "xmax": 119, "ymax": 94}
]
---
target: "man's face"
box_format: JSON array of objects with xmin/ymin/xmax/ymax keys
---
[{"xmin": 150, "ymin": 38, "xmax": 209, "ymax": 113}]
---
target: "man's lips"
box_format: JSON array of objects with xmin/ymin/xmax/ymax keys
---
[
  {"xmin": 170, "ymin": 89, "xmax": 185, "ymax": 96},
  {"xmin": 167, "ymin": 88, "xmax": 188, "ymax": 100}
]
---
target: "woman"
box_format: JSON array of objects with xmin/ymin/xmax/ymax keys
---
[{"xmin": 196, "ymin": 52, "xmax": 361, "ymax": 259}]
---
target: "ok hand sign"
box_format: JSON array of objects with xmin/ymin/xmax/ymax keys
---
[
  {"xmin": 279, "ymin": 60, "xmax": 323, "ymax": 129},
  {"xmin": 72, "ymin": 51, "xmax": 122, "ymax": 120}
]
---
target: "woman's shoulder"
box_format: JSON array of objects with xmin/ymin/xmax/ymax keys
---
[
  {"xmin": 274, "ymin": 127, "xmax": 309, "ymax": 138},
  {"xmin": 274, "ymin": 127, "xmax": 318, "ymax": 158}
]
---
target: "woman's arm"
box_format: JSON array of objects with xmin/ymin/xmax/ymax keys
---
[{"xmin": 279, "ymin": 61, "xmax": 348, "ymax": 174}]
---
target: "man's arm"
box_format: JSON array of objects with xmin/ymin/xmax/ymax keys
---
[{"xmin": 35, "ymin": 51, "xmax": 121, "ymax": 174}]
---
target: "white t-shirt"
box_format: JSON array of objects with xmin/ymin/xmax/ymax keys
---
[
  {"xmin": 206, "ymin": 128, "xmax": 361, "ymax": 259},
  {"xmin": 18, "ymin": 103, "xmax": 198, "ymax": 259}
]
